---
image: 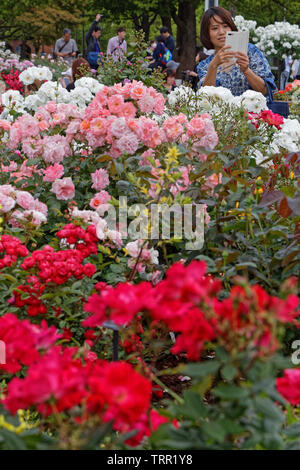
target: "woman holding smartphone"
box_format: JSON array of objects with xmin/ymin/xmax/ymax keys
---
[{"xmin": 197, "ymin": 7, "xmax": 276, "ymax": 100}]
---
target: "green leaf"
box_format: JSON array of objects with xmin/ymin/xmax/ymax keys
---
[
  {"xmin": 284, "ymin": 422, "xmax": 300, "ymax": 437},
  {"xmin": 214, "ymin": 384, "xmax": 249, "ymax": 400},
  {"xmin": 253, "ymin": 397, "xmax": 285, "ymax": 423},
  {"xmin": 221, "ymin": 419, "xmax": 244, "ymax": 435},
  {"xmin": 173, "ymin": 391, "xmax": 208, "ymax": 420},
  {"xmin": 26, "ymin": 158, "xmax": 40, "ymax": 166},
  {"xmin": 184, "ymin": 361, "xmax": 220, "ymax": 379},
  {"xmin": 262, "ymin": 433, "xmax": 284, "ymax": 450},
  {"xmin": 0, "ymin": 429, "xmax": 27, "ymax": 450},
  {"xmin": 192, "ymin": 374, "xmax": 214, "ymax": 396},
  {"xmin": 281, "ymin": 185, "xmax": 296, "ymax": 198},
  {"xmin": 235, "ymin": 262, "xmax": 257, "ymax": 269},
  {"xmin": 82, "ymin": 421, "xmax": 113, "ymax": 450},
  {"xmin": 0, "ymin": 273, "xmax": 17, "ymax": 283},
  {"xmin": 109, "ymin": 264, "xmax": 124, "ymax": 274},
  {"xmin": 221, "ymin": 364, "xmax": 238, "ymax": 381},
  {"xmin": 194, "ymin": 255, "xmax": 217, "ymax": 272},
  {"xmin": 202, "ymin": 421, "xmax": 227, "ymax": 443}
]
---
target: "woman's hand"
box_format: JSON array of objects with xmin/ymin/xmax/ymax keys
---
[
  {"xmin": 211, "ymin": 45, "xmax": 235, "ymax": 68},
  {"xmin": 235, "ymin": 51, "xmax": 249, "ymax": 73},
  {"xmin": 186, "ymin": 71, "xmax": 198, "ymax": 77}
]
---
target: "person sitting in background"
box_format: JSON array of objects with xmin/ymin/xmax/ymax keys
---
[
  {"xmin": 197, "ymin": 6, "xmax": 276, "ymax": 102},
  {"xmin": 184, "ymin": 47, "xmax": 208, "ymax": 91},
  {"xmin": 54, "ymin": 29, "xmax": 78, "ymax": 65},
  {"xmin": 107, "ymin": 27, "xmax": 127, "ymax": 62},
  {"xmin": 145, "ymin": 40, "xmax": 157, "ymax": 61},
  {"xmin": 151, "ymin": 35, "xmax": 169, "ymax": 70},
  {"xmin": 160, "ymin": 27, "xmax": 175, "ymax": 55},
  {"xmin": 60, "ymin": 67, "xmax": 73, "ymax": 88},
  {"xmin": 165, "ymin": 69, "xmax": 176, "ymax": 92},
  {"xmin": 164, "ymin": 60, "xmax": 180, "ymax": 92},
  {"xmin": 86, "ymin": 14, "xmax": 103, "ymax": 69},
  {"xmin": 66, "ymin": 58, "xmax": 91, "ymax": 91}
]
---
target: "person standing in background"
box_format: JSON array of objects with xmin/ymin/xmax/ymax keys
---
[
  {"xmin": 160, "ymin": 27, "xmax": 175, "ymax": 55},
  {"xmin": 280, "ymin": 55, "xmax": 293, "ymax": 90},
  {"xmin": 86, "ymin": 14, "xmax": 102, "ymax": 56},
  {"xmin": 86, "ymin": 14, "xmax": 103, "ymax": 68},
  {"xmin": 107, "ymin": 27, "xmax": 127, "ymax": 62},
  {"xmin": 291, "ymin": 59, "xmax": 300, "ymax": 80},
  {"xmin": 54, "ymin": 29, "xmax": 78, "ymax": 65}
]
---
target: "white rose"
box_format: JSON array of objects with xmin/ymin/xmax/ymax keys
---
[
  {"xmin": 125, "ymin": 240, "xmax": 141, "ymax": 258},
  {"xmin": 239, "ymin": 90, "xmax": 268, "ymax": 113},
  {"xmin": 19, "ymin": 68, "xmax": 35, "ymax": 85},
  {"xmin": 1, "ymin": 90, "xmax": 24, "ymax": 108}
]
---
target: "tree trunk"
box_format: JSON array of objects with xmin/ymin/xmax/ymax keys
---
[
  {"xmin": 172, "ymin": 0, "xmax": 196, "ymax": 75},
  {"xmin": 160, "ymin": 16, "xmax": 172, "ymax": 35},
  {"xmin": 132, "ymin": 14, "xmax": 157, "ymax": 42}
]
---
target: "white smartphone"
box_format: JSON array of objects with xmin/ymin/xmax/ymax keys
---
[
  {"xmin": 220, "ymin": 31, "xmax": 249, "ymax": 72},
  {"xmin": 225, "ymin": 30, "xmax": 249, "ymax": 56}
]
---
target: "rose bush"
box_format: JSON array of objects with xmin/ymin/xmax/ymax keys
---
[{"xmin": 0, "ymin": 41, "xmax": 300, "ymax": 449}]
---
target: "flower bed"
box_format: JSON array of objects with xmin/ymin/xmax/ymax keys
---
[
  {"xmin": 0, "ymin": 49, "xmax": 300, "ymax": 449},
  {"xmin": 274, "ymin": 80, "xmax": 300, "ymax": 122}
]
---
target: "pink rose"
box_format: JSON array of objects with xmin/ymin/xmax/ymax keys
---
[
  {"xmin": 110, "ymin": 117, "xmax": 129, "ymax": 138},
  {"xmin": 91, "ymin": 169, "xmax": 109, "ymax": 191},
  {"xmin": 107, "ymin": 94, "xmax": 125, "ymax": 115},
  {"xmin": 38, "ymin": 120, "xmax": 49, "ymax": 131},
  {"xmin": 90, "ymin": 190, "xmax": 111, "ymax": 210},
  {"xmin": 21, "ymin": 210, "xmax": 47, "ymax": 226},
  {"xmin": 45, "ymin": 101, "xmax": 57, "ymax": 113},
  {"xmin": 138, "ymin": 94, "xmax": 155, "ymax": 113},
  {"xmin": 117, "ymin": 132, "xmax": 139, "ymax": 155},
  {"xmin": 163, "ymin": 117, "xmax": 185, "ymax": 141},
  {"xmin": 43, "ymin": 164, "xmax": 64, "ymax": 183},
  {"xmin": 51, "ymin": 177, "xmax": 75, "ymax": 200},
  {"xmin": 41, "ymin": 135, "xmax": 71, "ymax": 164},
  {"xmin": 120, "ymin": 102, "xmax": 136, "ymax": 118},
  {"xmin": 0, "ymin": 185, "xmax": 14, "ymax": 196},
  {"xmin": 0, "ymin": 120, "xmax": 11, "ymax": 131},
  {"xmin": 130, "ymin": 82, "xmax": 146, "ymax": 101},
  {"xmin": 1, "ymin": 162, "xmax": 18, "ymax": 172},
  {"xmin": 0, "ymin": 194, "xmax": 16, "ymax": 212},
  {"xmin": 18, "ymin": 114, "xmax": 40, "ymax": 138},
  {"xmin": 153, "ymin": 95, "xmax": 165, "ymax": 115},
  {"xmin": 16, "ymin": 191, "xmax": 35, "ymax": 210},
  {"xmin": 90, "ymin": 117, "xmax": 108, "ymax": 136},
  {"xmin": 33, "ymin": 200, "xmax": 48, "ymax": 216}
]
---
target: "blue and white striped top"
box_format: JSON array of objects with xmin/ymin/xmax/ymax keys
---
[{"xmin": 197, "ymin": 43, "xmax": 276, "ymax": 100}]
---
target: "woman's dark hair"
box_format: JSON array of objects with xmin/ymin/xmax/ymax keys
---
[
  {"xmin": 93, "ymin": 26, "xmax": 102, "ymax": 33},
  {"xmin": 117, "ymin": 26, "xmax": 126, "ymax": 33},
  {"xmin": 160, "ymin": 26, "xmax": 169, "ymax": 34},
  {"xmin": 166, "ymin": 69, "xmax": 175, "ymax": 78},
  {"xmin": 200, "ymin": 6, "xmax": 237, "ymax": 50},
  {"xmin": 72, "ymin": 58, "xmax": 90, "ymax": 80}
]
